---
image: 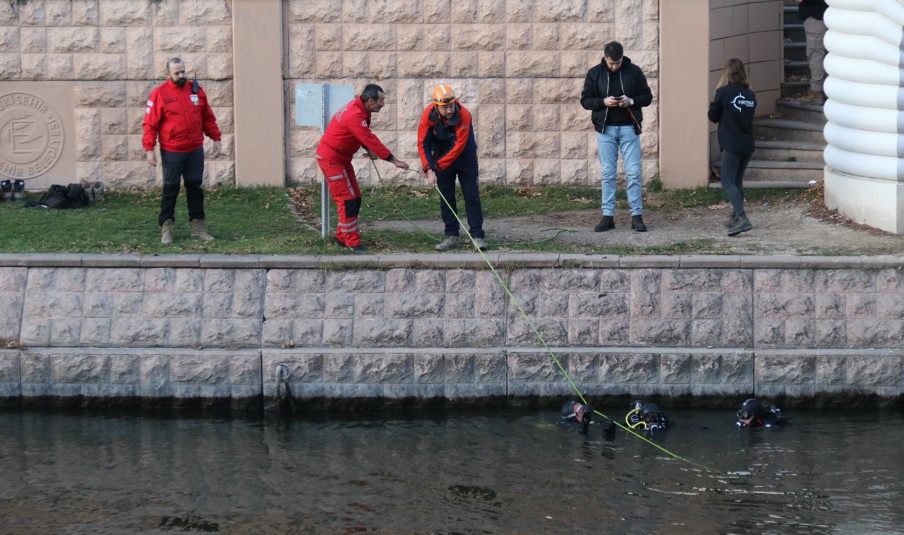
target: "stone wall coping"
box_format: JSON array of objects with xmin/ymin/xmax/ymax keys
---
[
  {"xmin": 11, "ymin": 347, "xmax": 900, "ymax": 358},
  {"xmin": 0, "ymin": 253, "xmax": 902, "ymax": 269},
  {"xmin": 261, "ymin": 346, "xmax": 753, "ymax": 356},
  {"xmin": 18, "ymin": 347, "xmax": 262, "ymax": 357},
  {"xmin": 755, "ymin": 348, "xmax": 904, "ymax": 357}
]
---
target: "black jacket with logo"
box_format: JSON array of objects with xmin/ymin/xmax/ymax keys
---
[
  {"xmin": 708, "ymin": 82, "xmax": 757, "ymax": 156},
  {"xmin": 580, "ymin": 56, "xmax": 653, "ymax": 132}
]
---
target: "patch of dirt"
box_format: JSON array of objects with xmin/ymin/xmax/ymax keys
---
[{"xmin": 368, "ymin": 183, "xmax": 904, "ymax": 255}]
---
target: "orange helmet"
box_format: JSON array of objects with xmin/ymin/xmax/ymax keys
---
[{"xmin": 432, "ymin": 84, "xmax": 456, "ymax": 106}]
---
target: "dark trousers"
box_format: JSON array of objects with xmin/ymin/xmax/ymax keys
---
[
  {"xmin": 159, "ymin": 147, "xmax": 205, "ymax": 226},
  {"xmin": 436, "ymin": 153, "xmax": 484, "ymax": 238},
  {"xmin": 720, "ymin": 150, "xmax": 751, "ymax": 218}
]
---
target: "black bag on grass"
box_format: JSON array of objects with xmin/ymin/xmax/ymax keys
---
[{"xmin": 26, "ymin": 183, "xmax": 89, "ymax": 209}]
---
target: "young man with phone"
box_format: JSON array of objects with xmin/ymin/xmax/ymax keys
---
[{"xmin": 581, "ymin": 41, "xmax": 653, "ymax": 233}]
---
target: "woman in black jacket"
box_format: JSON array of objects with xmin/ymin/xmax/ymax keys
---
[{"xmin": 709, "ymin": 58, "xmax": 757, "ymax": 236}]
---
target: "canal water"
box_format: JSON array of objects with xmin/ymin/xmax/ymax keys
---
[{"xmin": 0, "ymin": 406, "xmax": 901, "ymax": 535}]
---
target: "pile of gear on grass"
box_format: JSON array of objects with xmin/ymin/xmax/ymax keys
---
[{"xmin": 0, "ymin": 179, "xmax": 105, "ymax": 209}]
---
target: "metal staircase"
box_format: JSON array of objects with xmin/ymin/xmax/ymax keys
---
[{"xmin": 711, "ymin": 1, "xmax": 826, "ymax": 189}]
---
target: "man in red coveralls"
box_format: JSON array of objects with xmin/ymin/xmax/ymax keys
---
[
  {"xmin": 315, "ymin": 84, "xmax": 410, "ymax": 253},
  {"xmin": 143, "ymin": 58, "xmax": 222, "ymax": 245}
]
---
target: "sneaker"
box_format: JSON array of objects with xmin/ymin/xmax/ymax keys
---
[
  {"xmin": 435, "ymin": 235, "xmax": 460, "ymax": 251},
  {"xmin": 0, "ymin": 180, "xmax": 11, "ymax": 201},
  {"xmin": 594, "ymin": 215, "xmax": 614, "ymax": 232},
  {"xmin": 472, "ymin": 237, "xmax": 488, "ymax": 251},
  {"xmin": 800, "ymin": 90, "xmax": 826, "ymax": 105},
  {"xmin": 724, "ymin": 212, "xmax": 738, "ymax": 228},
  {"xmin": 12, "ymin": 179, "xmax": 24, "ymax": 201},
  {"xmin": 727, "ymin": 215, "xmax": 753, "ymax": 236},
  {"xmin": 631, "ymin": 215, "xmax": 647, "ymax": 232}
]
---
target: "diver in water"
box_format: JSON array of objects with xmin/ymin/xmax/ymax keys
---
[
  {"xmin": 736, "ymin": 398, "xmax": 785, "ymax": 428},
  {"xmin": 625, "ymin": 400, "xmax": 669, "ymax": 433},
  {"xmin": 561, "ymin": 400, "xmax": 616, "ymax": 439}
]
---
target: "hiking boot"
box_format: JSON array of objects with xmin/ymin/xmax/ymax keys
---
[
  {"xmin": 631, "ymin": 215, "xmax": 647, "ymax": 232},
  {"xmin": 332, "ymin": 237, "xmax": 345, "ymax": 247},
  {"xmin": 161, "ymin": 219, "xmax": 175, "ymax": 244},
  {"xmin": 435, "ymin": 235, "xmax": 460, "ymax": 251},
  {"xmin": 473, "ymin": 237, "xmax": 488, "ymax": 251},
  {"xmin": 190, "ymin": 219, "xmax": 215, "ymax": 241},
  {"xmin": 724, "ymin": 212, "xmax": 738, "ymax": 228},
  {"xmin": 0, "ymin": 180, "xmax": 11, "ymax": 201},
  {"xmin": 12, "ymin": 179, "xmax": 24, "ymax": 201},
  {"xmin": 594, "ymin": 215, "xmax": 615, "ymax": 232},
  {"xmin": 727, "ymin": 215, "xmax": 753, "ymax": 236},
  {"xmin": 348, "ymin": 244, "xmax": 367, "ymax": 254}
]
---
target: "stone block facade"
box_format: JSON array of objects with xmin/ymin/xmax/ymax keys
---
[
  {"xmin": 285, "ymin": 0, "xmax": 662, "ymax": 187},
  {"xmin": 0, "ymin": 0, "xmax": 662, "ymax": 190},
  {"xmin": 0, "ymin": 0, "xmax": 235, "ymax": 188},
  {"xmin": 1, "ymin": 254, "xmax": 904, "ymax": 408}
]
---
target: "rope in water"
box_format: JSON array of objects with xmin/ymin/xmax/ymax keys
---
[{"xmin": 370, "ymin": 161, "xmax": 717, "ymax": 473}]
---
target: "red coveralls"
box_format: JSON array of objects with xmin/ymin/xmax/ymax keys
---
[{"xmin": 315, "ymin": 97, "xmax": 393, "ymax": 247}]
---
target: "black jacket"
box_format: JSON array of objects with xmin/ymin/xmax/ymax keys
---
[
  {"xmin": 708, "ymin": 82, "xmax": 757, "ymax": 156},
  {"xmin": 798, "ymin": 0, "xmax": 828, "ymax": 21},
  {"xmin": 580, "ymin": 56, "xmax": 653, "ymax": 133}
]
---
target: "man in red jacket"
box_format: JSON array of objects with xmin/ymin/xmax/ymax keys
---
[
  {"xmin": 143, "ymin": 58, "xmax": 222, "ymax": 244},
  {"xmin": 315, "ymin": 84, "xmax": 409, "ymax": 253},
  {"xmin": 417, "ymin": 85, "xmax": 486, "ymax": 251}
]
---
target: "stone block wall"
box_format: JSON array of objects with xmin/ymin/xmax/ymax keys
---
[
  {"xmin": 1, "ymin": 254, "xmax": 904, "ymax": 408},
  {"xmin": 285, "ymin": 0, "xmax": 662, "ymax": 187},
  {"xmin": 0, "ymin": 0, "xmax": 235, "ymax": 188}
]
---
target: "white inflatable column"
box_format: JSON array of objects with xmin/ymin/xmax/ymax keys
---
[{"xmin": 823, "ymin": 0, "xmax": 904, "ymax": 233}]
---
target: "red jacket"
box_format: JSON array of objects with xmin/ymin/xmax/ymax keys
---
[
  {"xmin": 316, "ymin": 96, "xmax": 393, "ymax": 163},
  {"xmin": 142, "ymin": 79, "xmax": 221, "ymax": 153},
  {"xmin": 417, "ymin": 101, "xmax": 476, "ymax": 172}
]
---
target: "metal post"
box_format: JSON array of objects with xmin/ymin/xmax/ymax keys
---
[{"xmin": 320, "ymin": 84, "xmax": 328, "ymax": 238}]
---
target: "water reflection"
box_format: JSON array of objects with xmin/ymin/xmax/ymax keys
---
[{"xmin": 0, "ymin": 407, "xmax": 901, "ymax": 534}]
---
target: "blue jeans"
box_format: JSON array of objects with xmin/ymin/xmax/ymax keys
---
[{"xmin": 597, "ymin": 125, "xmax": 642, "ymax": 216}]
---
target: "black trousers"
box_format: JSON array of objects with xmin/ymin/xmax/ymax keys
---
[
  {"xmin": 436, "ymin": 152, "xmax": 484, "ymax": 238},
  {"xmin": 159, "ymin": 147, "xmax": 205, "ymax": 226}
]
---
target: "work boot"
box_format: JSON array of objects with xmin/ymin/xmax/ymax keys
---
[
  {"xmin": 724, "ymin": 212, "xmax": 738, "ymax": 228},
  {"xmin": 190, "ymin": 219, "xmax": 215, "ymax": 241},
  {"xmin": 161, "ymin": 219, "xmax": 175, "ymax": 244},
  {"xmin": 727, "ymin": 215, "xmax": 753, "ymax": 236},
  {"xmin": 0, "ymin": 180, "xmax": 10, "ymax": 201},
  {"xmin": 348, "ymin": 244, "xmax": 367, "ymax": 254},
  {"xmin": 473, "ymin": 237, "xmax": 488, "ymax": 251},
  {"xmin": 631, "ymin": 215, "xmax": 647, "ymax": 232},
  {"xmin": 435, "ymin": 235, "xmax": 460, "ymax": 251},
  {"xmin": 594, "ymin": 215, "xmax": 615, "ymax": 232}
]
